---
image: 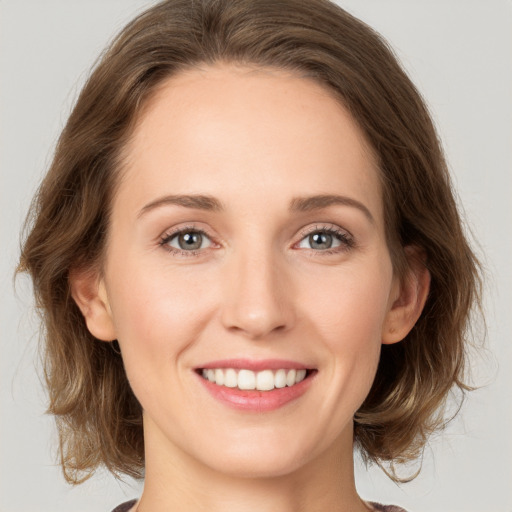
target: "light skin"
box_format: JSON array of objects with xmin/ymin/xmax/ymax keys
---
[{"xmin": 72, "ymin": 63, "xmax": 430, "ymax": 512}]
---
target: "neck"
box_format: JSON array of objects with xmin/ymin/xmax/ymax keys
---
[{"xmin": 137, "ymin": 418, "xmax": 370, "ymax": 512}]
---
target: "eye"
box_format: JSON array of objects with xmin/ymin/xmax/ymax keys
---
[
  {"xmin": 160, "ymin": 227, "xmax": 213, "ymax": 255},
  {"xmin": 296, "ymin": 225, "xmax": 353, "ymax": 252}
]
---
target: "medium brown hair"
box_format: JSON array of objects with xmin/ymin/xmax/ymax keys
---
[{"xmin": 19, "ymin": 0, "xmax": 481, "ymax": 483}]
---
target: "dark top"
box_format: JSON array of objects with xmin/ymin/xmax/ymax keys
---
[
  {"xmin": 112, "ymin": 500, "xmax": 137, "ymax": 512},
  {"xmin": 371, "ymin": 504, "xmax": 408, "ymax": 512},
  {"xmin": 111, "ymin": 499, "xmax": 407, "ymax": 512}
]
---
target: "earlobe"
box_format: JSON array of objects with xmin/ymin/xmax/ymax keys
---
[
  {"xmin": 382, "ymin": 246, "xmax": 431, "ymax": 345},
  {"xmin": 69, "ymin": 269, "xmax": 116, "ymax": 342}
]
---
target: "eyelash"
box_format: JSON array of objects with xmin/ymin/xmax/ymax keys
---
[{"xmin": 159, "ymin": 223, "xmax": 355, "ymax": 258}]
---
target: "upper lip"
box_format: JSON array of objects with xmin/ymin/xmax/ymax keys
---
[{"xmin": 196, "ymin": 359, "xmax": 313, "ymax": 372}]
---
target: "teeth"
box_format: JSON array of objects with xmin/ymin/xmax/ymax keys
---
[
  {"xmin": 256, "ymin": 370, "xmax": 274, "ymax": 391},
  {"xmin": 214, "ymin": 369, "xmax": 224, "ymax": 386},
  {"xmin": 201, "ymin": 368, "xmax": 309, "ymax": 391},
  {"xmin": 286, "ymin": 369, "xmax": 296, "ymax": 387},
  {"xmin": 238, "ymin": 369, "xmax": 256, "ymax": 390},
  {"xmin": 296, "ymin": 369, "xmax": 306, "ymax": 383},
  {"xmin": 274, "ymin": 369, "xmax": 287, "ymax": 388},
  {"xmin": 224, "ymin": 368, "xmax": 238, "ymax": 388}
]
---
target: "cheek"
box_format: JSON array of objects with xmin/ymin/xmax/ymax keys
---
[
  {"xmin": 306, "ymin": 261, "xmax": 393, "ymax": 401},
  {"xmin": 105, "ymin": 260, "xmax": 216, "ymax": 380},
  {"xmin": 308, "ymin": 261, "xmax": 393, "ymax": 345},
  {"xmin": 105, "ymin": 266, "xmax": 219, "ymax": 424}
]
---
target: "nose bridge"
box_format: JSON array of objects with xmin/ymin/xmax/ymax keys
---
[{"xmin": 220, "ymin": 237, "xmax": 295, "ymax": 339}]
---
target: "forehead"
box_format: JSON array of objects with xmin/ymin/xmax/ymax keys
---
[{"xmin": 116, "ymin": 63, "xmax": 382, "ymax": 224}]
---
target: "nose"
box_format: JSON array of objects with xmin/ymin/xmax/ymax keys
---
[{"xmin": 220, "ymin": 246, "xmax": 296, "ymax": 340}]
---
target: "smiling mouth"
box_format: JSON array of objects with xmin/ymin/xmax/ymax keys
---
[{"xmin": 197, "ymin": 368, "xmax": 316, "ymax": 392}]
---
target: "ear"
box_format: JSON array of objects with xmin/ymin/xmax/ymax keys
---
[
  {"xmin": 382, "ymin": 246, "xmax": 431, "ymax": 345},
  {"xmin": 69, "ymin": 269, "xmax": 116, "ymax": 342}
]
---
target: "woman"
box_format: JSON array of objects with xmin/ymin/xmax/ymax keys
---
[{"xmin": 17, "ymin": 1, "xmax": 482, "ymax": 511}]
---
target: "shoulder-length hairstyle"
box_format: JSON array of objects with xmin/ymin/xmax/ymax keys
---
[{"xmin": 19, "ymin": 0, "xmax": 481, "ymax": 484}]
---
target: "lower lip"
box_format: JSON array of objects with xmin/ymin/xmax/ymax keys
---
[{"xmin": 196, "ymin": 372, "xmax": 316, "ymax": 412}]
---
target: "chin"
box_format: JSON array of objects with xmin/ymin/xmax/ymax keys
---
[
  {"xmin": 192, "ymin": 432, "xmax": 321, "ymax": 479},
  {"xmin": 208, "ymin": 454, "xmax": 307, "ymax": 480}
]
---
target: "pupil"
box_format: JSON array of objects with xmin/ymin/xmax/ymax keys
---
[
  {"xmin": 179, "ymin": 232, "xmax": 202, "ymax": 250},
  {"xmin": 310, "ymin": 232, "xmax": 332, "ymax": 250}
]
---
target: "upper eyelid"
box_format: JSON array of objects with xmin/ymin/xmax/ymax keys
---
[
  {"xmin": 297, "ymin": 223, "xmax": 351, "ymax": 238},
  {"xmin": 160, "ymin": 222, "xmax": 350, "ymax": 238},
  {"xmin": 160, "ymin": 223, "xmax": 214, "ymax": 240}
]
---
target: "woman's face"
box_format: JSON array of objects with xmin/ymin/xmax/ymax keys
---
[{"xmin": 91, "ymin": 63, "xmax": 405, "ymax": 478}]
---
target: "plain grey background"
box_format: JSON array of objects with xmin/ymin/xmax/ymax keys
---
[{"xmin": 1, "ymin": 1, "xmax": 511, "ymax": 511}]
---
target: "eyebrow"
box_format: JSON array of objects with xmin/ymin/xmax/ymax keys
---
[
  {"xmin": 138, "ymin": 194, "xmax": 224, "ymax": 217},
  {"xmin": 138, "ymin": 193, "xmax": 374, "ymax": 223},
  {"xmin": 289, "ymin": 194, "xmax": 374, "ymax": 223}
]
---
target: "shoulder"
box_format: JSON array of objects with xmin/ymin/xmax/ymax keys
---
[
  {"xmin": 109, "ymin": 499, "xmax": 408, "ymax": 512},
  {"xmin": 111, "ymin": 499, "xmax": 138, "ymax": 512}
]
